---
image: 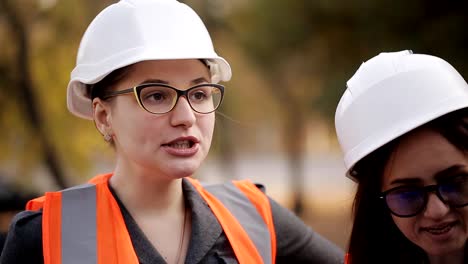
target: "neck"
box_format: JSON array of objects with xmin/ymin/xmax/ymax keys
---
[
  {"xmin": 110, "ymin": 160, "xmax": 186, "ymax": 214},
  {"xmin": 428, "ymin": 249, "xmax": 465, "ymax": 264},
  {"xmin": 109, "ymin": 158, "xmax": 190, "ymax": 264}
]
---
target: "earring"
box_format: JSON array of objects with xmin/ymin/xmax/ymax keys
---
[{"xmin": 103, "ymin": 134, "xmax": 112, "ymax": 142}]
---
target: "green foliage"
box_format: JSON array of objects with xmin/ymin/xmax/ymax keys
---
[
  {"xmin": 0, "ymin": 0, "xmax": 114, "ymax": 188},
  {"xmin": 0, "ymin": 0, "xmax": 467, "ymax": 191},
  {"xmin": 228, "ymin": 0, "xmax": 468, "ymax": 123}
]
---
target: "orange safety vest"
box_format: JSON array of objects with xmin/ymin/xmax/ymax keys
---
[{"xmin": 27, "ymin": 173, "xmax": 276, "ymax": 264}]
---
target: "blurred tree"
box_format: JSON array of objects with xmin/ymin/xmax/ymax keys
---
[
  {"xmin": 306, "ymin": 0, "xmax": 468, "ymax": 119},
  {"xmin": 0, "ymin": 0, "xmax": 67, "ymax": 188},
  {"xmin": 0, "ymin": 0, "xmax": 114, "ymax": 190},
  {"xmin": 0, "ymin": 0, "xmax": 467, "ymax": 212},
  {"xmin": 228, "ymin": 0, "xmax": 326, "ymax": 215},
  {"xmin": 226, "ymin": 0, "xmax": 468, "ymax": 215}
]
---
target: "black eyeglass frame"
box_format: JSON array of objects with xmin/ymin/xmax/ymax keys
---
[
  {"xmin": 101, "ymin": 83, "xmax": 225, "ymax": 114},
  {"xmin": 379, "ymin": 180, "xmax": 468, "ymax": 217}
]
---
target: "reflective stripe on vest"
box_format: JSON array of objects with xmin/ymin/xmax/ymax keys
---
[
  {"xmin": 28, "ymin": 174, "xmax": 275, "ymax": 264},
  {"xmin": 61, "ymin": 184, "xmax": 97, "ymax": 264},
  {"xmin": 30, "ymin": 174, "xmax": 139, "ymax": 264},
  {"xmin": 187, "ymin": 178, "xmax": 276, "ymax": 264},
  {"xmin": 204, "ymin": 182, "xmax": 272, "ymax": 264}
]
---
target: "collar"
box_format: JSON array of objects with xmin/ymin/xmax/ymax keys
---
[{"xmin": 109, "ymin": 178, "xmax": 223, "ymax": 264}]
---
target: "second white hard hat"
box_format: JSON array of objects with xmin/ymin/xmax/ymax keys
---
[
  {"xmin": 67, "ymin": 0, "xmax": 232, "ymax": 120},
  {"xmin": 335, "ymin": 50, "xmax": 468, "ymax": 180}
]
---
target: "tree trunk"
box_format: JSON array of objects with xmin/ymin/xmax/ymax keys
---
[
  {"xmin": 1, "ymin": 0, "xmax": 67, "ymax": 189},
  {"xmin": 269, "ymin": 76, "xmax": 307, "ymax": 216}
]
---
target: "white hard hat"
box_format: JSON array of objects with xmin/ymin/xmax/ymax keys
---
[
  {"xmin": 335, "ymin": 50, "xmax": 468, "ymax": 180},
  {"xmin": 67, "ymin": 0, "xmax": 232, "ymax": 120}
]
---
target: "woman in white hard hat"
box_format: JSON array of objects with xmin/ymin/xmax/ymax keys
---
[
  {"xmin": 0, "ymin": 0, "xmax": 344, "ymax": 263},
  {"xmin": 335, "ymin": 50, "xmax": 468, "ymax": 264}
]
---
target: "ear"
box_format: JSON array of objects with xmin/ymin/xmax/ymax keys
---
[{"xmin": 93, "ymin": 98, "xmax": 113, "ymax": 137}]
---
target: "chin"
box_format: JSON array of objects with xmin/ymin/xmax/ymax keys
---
[
  {"xmin": 171, "ymin": 170, "xmax": 196, "ymax": 179},
  {"xmin": 422, "ymin": 242, "xmax": 465, "ymax": 257},
  {"xmin": 168, "ymin": 163, "xmax": 200, "ymax": 179}
]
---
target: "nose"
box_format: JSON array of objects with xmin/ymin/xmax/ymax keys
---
[
  {"xmin": 170, "ymin": 96, "xmax": 196, "ymax": 127},
  {"xmin": 423, "ymin": 192, "xmax": 450, "ymax": 219}
]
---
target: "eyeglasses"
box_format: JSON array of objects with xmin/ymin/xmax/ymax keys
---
[
  {"xmin": 380, "ymin": 176, "xmax": 468, "ymax": 217},
  {"xmin": 101, "ymin": 83, "xmax": 224, "ymax": 114}
]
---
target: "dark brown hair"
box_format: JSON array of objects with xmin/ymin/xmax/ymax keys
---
[
  {"xmin": 347, "ymin": 108, "xmax": 468, "ymax": 264},
  {"xmin": 88, "ymin": 65, "xmax": 133, "ymax": 100},
  {"xmin": 87, "ymin": 66, "xmax": 132, "ymax": 145}
]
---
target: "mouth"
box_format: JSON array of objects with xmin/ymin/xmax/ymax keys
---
[
  {"xmin": 163, "ymin": 139, "xmax": 195, "ymax": 149},
  {"xmin": 421, "ymin": 222, "xmax": 457, "ymax": 235},
  {"xmin": 163, "ymin": 136, "xmax": 200, "ymax": 147},
  {"xmin": 162, "ymin": 137, "xmax": 200, "ymax": 157}
]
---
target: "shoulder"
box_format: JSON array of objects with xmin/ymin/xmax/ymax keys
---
[
  {"xmin": 267, "ymin": 197, "xmax": 344, "ymax": 263},
  {"xmin": 7, "ymin": 210, "xmax": 42, "ymax": 235},
  {"xmin": 0, "ymin": 210, "xmax": 43, "ymax": 263},
  {"xmin": 234, "ymin": 181, "xmax": 344, "ymax": 263}
]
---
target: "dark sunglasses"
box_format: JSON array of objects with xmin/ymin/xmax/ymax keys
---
[{"xmin": 380, "ymin": 175, "xmax": 468, "ymax": 217}]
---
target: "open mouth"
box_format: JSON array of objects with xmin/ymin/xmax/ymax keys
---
[
  {"xmin": 422, "ymin": 222, "xmax": 456, "ymax": 235},
  {"xmin": 164, "ymin": 140, "xmax": 195, "ymax": 149},
  {"xmin": 162, "ymin": 137, "xmax": 199, "ymax": 149}
]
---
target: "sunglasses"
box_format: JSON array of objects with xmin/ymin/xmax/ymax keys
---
[{"xmin": 380, "ymin": 175, "xmax": 468, "ymax": 217}]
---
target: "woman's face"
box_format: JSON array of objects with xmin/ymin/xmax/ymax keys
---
[
  {"xmin": 381, "ymin": 128, "xmax": 468, "ymax": 258},
  {"xmin": 100, "ymin": 59, "xmax": 215, "ymax": 180}
]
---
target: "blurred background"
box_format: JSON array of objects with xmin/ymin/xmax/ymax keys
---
[{"xmin": 0, "ymin": 0, "xmax": 467, "ymax": 251}]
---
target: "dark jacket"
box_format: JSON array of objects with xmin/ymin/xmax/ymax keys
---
[{"xmin": 0, "ymin": 178, "xmax": 344, "ymax": 263}]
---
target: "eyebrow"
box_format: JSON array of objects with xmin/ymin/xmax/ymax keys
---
[
  {"xmin": 434, "ymin": 165, "xmax": 467, "ymax": 181},
  {"xmin": 139, "ymin": 77, "xmax": 210, "ymax": 86},
  {"xmin": 389, "ymin": 177, "xmax": 422, "ymax": 186},
  {"xmin": 191, "ymin": 77, "xmax": 210, "ymax": 84},
  {"xmin": 140, "ymin": 79, "xmax": 169, "ymax": 85},
  {"xmin": 389, "ymin": 165, "xmax": 468, "ymax": 185}
]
